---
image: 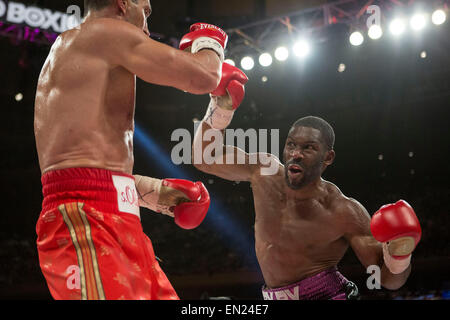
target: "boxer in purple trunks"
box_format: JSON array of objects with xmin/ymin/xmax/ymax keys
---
[{"xmin": 192, "ymin": 65, "xmax": 421, "ymax": 299}]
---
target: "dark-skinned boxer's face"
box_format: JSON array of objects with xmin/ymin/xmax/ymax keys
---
[
  {"xmin": 283, "ymin": 126, "xmax": 335, "ymax": 190},
  {"xmin": 118, "ymin": 0, "xmax": 151, "ymax": 36}
]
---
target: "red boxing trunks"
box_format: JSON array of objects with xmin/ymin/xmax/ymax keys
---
[{"xmin": 36, "ymin": 167, "xmax": 179, "ymax": 300}]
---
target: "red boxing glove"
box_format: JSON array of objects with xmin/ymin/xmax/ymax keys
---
[
  {"xmin": 211, "ymin": 62, "xmax": 249, "ymax": 110},
  {"xmin": 202, "ymin": 63, "xmax": 248, "ymax": 129},
  {"xmin": 179, "ymin": 23, "xmax": 228, "ymax": 62},
  {"xmin": 163, "ymin": 179, "xmax": 210, "ymax": 230},
  {"xmin": 370, "ymin": 200, "xmax": 422, "ymax": 258}
]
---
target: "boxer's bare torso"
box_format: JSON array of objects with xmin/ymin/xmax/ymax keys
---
[
  {"xmin": 194, "ymin": 122, "xmax": 383, "ymax": 289},
  {"xmin": 35, "ymin": 22, "xmax": 136, "ymax": 175},
  {"xmin": 251, "ymin": 166, "xmax": 357, "ymax": 288},
  {"xmin": 35, "ymin": 11, "xmax": 221, "ymax": 176}
]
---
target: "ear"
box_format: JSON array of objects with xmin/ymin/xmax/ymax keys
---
[
  {"xmin": 117, "ymin": 0, "xmax": 127, "ymax": 15},
  {"xmin": 324, "ymin": 149, "xmax": 335, "ymax": 166}
]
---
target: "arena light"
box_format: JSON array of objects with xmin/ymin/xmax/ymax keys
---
[
  {"xmin": 389, "ymin": 18, "xmax": 406, "ymax": 36},
  {"xmin": 224, "ymin": 59, "xmax": 235, "ymax": 66},
  {"xmin": 368, "ymin": 25, "xmax": 383, "ymax": 40},
  {"xmin": 259, "ymin": 52, "xmax": 273, "ymax": 67},
  {"xmin": 432, "ymin": 9, "xmax": 447, "ymax": 25},
  {"xmin": 241, "ymin": 56, "xmax": 255, "ymax": 71},
  {"xmin": 292, "ymin": 40, "xmax": 311, "ymax": 58},
  {"xmin": 349, "ymin": 31, "xmax": 364, "ymax": 46},
  {"xmin": 274, "ymin": 46, "xmax": 289, "ymax": 61},
  {"xmin": 410, "ymin": 13, "xmax": 427, "ymax": 31},
  {"xmin": 15, "ymin": 93, "xmax": 23, "ymax": 102}
]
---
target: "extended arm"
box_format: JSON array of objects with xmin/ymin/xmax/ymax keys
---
[
  {"xmin": 192, "ymin": 63, "xmax": 280, "ymax": 181},
  {"xmin": 342, "ymin": 199, "xmax": 420, "ymax": 290},
  {"xmin": 94, "ymin": 19, "xmax": 224, "ymax": 94}
]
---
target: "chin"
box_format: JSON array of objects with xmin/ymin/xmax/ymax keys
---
[{"xmin": 285, "ymin": 177, "xmax": 305, "ymax": 190}]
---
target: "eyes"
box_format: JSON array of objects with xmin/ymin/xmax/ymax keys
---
[{"xmin": 287, "ymin": 142, "xmax": 316, "ymax": 151}]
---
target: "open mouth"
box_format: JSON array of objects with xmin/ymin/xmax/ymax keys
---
[{"xmin": 288, "ymin": 164, "xmax": 303, "ymax": 175}]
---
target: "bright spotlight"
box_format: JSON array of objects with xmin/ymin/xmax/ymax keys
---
[
  {"xmin": 349, "ymin": 31, "xmax": 364, "ymax": 46},
  {"xmin": 15, "ymin": 93, "xmax": 23, "ymax": 102},
  {"xmin": 368, "ymin": 25, "xmax": 383, "ymax": 40},
  {"xmin": 338, "ymin": 63, "xmax": 346, "ymax": 73},
  {"xmin": 259, "ymin": 53, "xmax": 273, "ymax": 67},
  {"xmin": 293, "ymin": 40, "xmax": 310, "ymax": 58},
  {"xmin": 389, "ymin": 19, "xmax": 406, "ymax": 36},
  {"xmin": 274, "ymin": 46, "xmax": 289, "ymax": 61},
  {"xmin": 410, "ymin": 13, "xmax": 427, "ymax": 31},
  {"xmin": 432, "ymin": 9, "xmax": 446, "ymax": 25},
  {"xmin": 224, "ymin": 59, "xmax": 235, "ymax": 66},
  {"xmin": 241, "ymin": 56, "xmax": 255, "ymax": 70}
]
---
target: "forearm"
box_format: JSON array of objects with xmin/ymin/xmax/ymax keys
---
[
  {"xmin": 193, "ymin": 121, "xmax": 255, "ymax": 181},
  {"xmin": 380, "ymin": 262, "xmax": 411, "ymax": 290},
  {"xmin": 182, "ymin": 50, "xmax": 222, "ymax": 94},
  {"xmin": 193, "ymin": 121, "xmax": 225, "ymax": 171}
]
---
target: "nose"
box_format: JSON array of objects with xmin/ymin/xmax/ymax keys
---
[{"xmin": 290, "ymin": 149, "xmax": 303, "ymax": 161}]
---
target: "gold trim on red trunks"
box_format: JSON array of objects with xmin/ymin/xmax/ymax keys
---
[{"xmin": 59, "ymin": 203, "xmax": 105, "ymax": 300}]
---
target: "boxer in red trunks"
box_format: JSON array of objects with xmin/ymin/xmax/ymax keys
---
[
  {"xmin": 193, "ymin": 63, "xmax": 422, "ymax": 300},
  {"xmin": 34, "ymin": 0, "xmax": 226, "ymax": 300}
]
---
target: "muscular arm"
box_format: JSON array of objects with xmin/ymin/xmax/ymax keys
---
[
  {"xmin": 193, "ymin": 121, "xmax": 280, "ymax": 182},
  {"xmin": 341, "ymin": 199, "xmax": 411, "ymax": 290},
  {"xmin": 91, "ymin": 18, "xmax": 221, "ymax": 94}
]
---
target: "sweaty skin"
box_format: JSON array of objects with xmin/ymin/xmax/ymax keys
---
[
  {"xmin": 194, "ymin": 122, "xmax": 411, "ymax": 290},
  {"xmin": 35, "ymin": 0, "xmax": 221, "ymax": 175}
]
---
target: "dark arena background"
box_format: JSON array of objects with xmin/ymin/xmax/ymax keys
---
[{"xmin": 0, "ymin": 0, "xmax": 449, "ymax": 300}]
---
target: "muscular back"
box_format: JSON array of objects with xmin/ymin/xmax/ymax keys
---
[{"xmin": 35, "ymin": 21, "xmax": 136, "ymax": 175}]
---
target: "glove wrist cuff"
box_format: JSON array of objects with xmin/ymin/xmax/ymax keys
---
[
  {"xmin": 134, "ymin": 176, "xmax": 173, "ymax": 217},
  {"xmin": 192, "ymin": 37, "xmax": 225, "ymax": 62},
  {"xmin": 382, "ymin": 242, "xmax": 411, "ymax": 274},
  {"xmin": 203, "ymin": 96, "xmax": 235, "ymax": 130}
]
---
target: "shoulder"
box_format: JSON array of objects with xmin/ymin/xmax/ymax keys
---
[
  {"xmin": 83, "ymin": 18, "xmax": 140, "ymax": 35},
  {"xmin": 76, "ymin": 18, "xmax": 145, "ymax": 48},
  {"xmin": 325, "ymin": 181, "xmax": 371, "ymax": 226},
  {"xmin": 70, "ymin": 18, "xmax": 149, "ymax": 66}
]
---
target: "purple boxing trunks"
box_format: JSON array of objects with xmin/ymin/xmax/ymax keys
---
[{"xmin": 262, "ymin": 267, "xmax": 359, "ymax": 300}]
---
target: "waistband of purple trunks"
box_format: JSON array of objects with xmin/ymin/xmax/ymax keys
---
[{"xmin": 262, "ymin": 267, "xmax": 350, "ymax": 300}]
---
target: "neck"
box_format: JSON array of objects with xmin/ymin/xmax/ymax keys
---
[
  {"xmin": 286, "ymin": 178, "xmax": 325, "ymax": 200},
  {"xmin": 83, "ymin": 8, "xmax": 123, "ymax": 22}
]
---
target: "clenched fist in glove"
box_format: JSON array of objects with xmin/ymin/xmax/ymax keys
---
[
  {"xmin": 134, "ymin": 175, "xmax": 210, "ymax": 230},
  {"xmin": 370, "ymin": 200, "xmax": 422, "ymax": 274},
  {"xmin": 203, "ymin": 62, "xmax": 249, "ymax": 130}
]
